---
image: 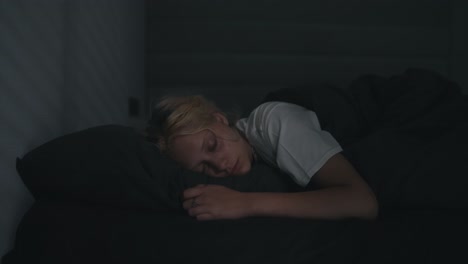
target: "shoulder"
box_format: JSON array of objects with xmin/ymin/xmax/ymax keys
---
[
  {"xmin": 236, "ymin": 101, "xmax": 321, "ymax": 138},
  {"xmin": 250, "ymin": 101, "xmax": 309, "ymax": 127},
  {"xmin": 254, "ymin": 101, "xmax": 307, "ymax": 116},
  {"xmin": 238, "ymin": 101, "xmax": 322, "ymax": 144},
  {"xmin": 236, "ymin": 101, "xmax": 317, "ymax": 134},
  {"xmin": 236, "ymin": 101, "xmax": 305, "ymax": 148}
]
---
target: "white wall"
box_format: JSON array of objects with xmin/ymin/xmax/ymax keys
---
[{"xmin": 0, "ymin": 0, "xmax": 146, "ymax": 260}]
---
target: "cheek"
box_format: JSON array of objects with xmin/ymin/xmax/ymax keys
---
[
  {"xmin": 239, "ymin": 143, "xmax": 252, "ymax": 171},
  {"xmin": 230, "ymin": 141, "xmax": 245, "ymax": 157}
]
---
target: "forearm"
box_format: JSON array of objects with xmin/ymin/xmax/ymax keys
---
[{"xmin": 244, "ymin": 186, "xmax": 378, "ymax": 220}]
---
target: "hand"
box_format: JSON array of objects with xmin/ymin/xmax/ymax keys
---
[{"xmin": 182, "ymin": 185, "xmax": 250, "ymax": 221}]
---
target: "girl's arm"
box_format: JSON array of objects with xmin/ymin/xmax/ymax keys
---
[
  {"xmin": 246, "ymin": 153, "xmax": 378, "ymax": 220},
  {"xmin": 183, "ymin": 153, "xmax": 378, "ymax": 221}
]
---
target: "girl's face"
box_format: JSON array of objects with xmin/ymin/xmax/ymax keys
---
[{"xmin": 168, "ymin": 113, "xmax": 254, "ymax": 177}]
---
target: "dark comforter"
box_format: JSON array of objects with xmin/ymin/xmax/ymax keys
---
[{"xmin": 4, "ymin": 68, "xmax": 468, "ymax": 264}]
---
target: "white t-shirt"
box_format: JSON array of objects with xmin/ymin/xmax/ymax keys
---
[{"xmin": 236, "ymin": 101, "xmax": 343, "ymax": 187}]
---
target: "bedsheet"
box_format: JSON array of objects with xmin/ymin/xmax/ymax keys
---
[{"xmin": 4, "ymin": 68, "xmax": 468, "ymax": 264}]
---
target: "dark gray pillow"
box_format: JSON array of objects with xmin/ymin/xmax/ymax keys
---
[
  {"xmin": 16, "ymin": 125, "xmax": 300, "ymax": 211},
  {"xmin": 9, "ymin": 125, "xmax": 366, "ymax": 264}
]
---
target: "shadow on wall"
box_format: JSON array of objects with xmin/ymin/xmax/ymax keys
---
[{"xmin": 0, "ymin": 0, "xmax": 146, "ymax": 259}]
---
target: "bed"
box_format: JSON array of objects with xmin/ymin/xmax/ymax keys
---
[{"xmin": 3, "ymin": 68, "xmax": 468, "ymax": 264}]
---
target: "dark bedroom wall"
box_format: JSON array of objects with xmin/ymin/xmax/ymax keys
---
[
  {"xmin": 450, "ymin": 0, "xmax": 468, "ymax": 94},
  {"xmin": 62, "ymin": 0, "xmax": 146, "ymax": 133},
  {"xmin": 147, "ymin": 0, "xmax": 465, "ymax": 116},
  {"xmin": 0, "ymin": 1, "xmax": 66, "ymax": 260},
  {"xmin": 0, "ymin": 0, "xmax": 146, "ymax": 260}
]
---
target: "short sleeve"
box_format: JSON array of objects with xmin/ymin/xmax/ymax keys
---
[{"xmin": 237, "ymin": 102, "xmax": 342, "ymax": 187}]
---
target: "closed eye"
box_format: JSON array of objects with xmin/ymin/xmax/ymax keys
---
[
  {"xmin": 207, "ymin": 130, "xmax": 218, "ymax": 152},
  {"xmin": 198, "ymin": 130, "xmax": 219, "ymax": 175}
]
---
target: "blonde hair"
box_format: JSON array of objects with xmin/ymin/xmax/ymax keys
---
[{"xmin": 146, "ymin": 95, "xmax": 223, "ymax": 152}]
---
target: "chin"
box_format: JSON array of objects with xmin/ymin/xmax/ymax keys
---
[{"xmin": 236, "ymin": 163, "xmax": 251, "ymax": 176}]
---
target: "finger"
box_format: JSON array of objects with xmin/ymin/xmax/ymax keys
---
[
  {"xmin": 196, "ymin": 213, "xmax": 214, "ymax": 221},
  {"xmin": 187, "ymin": 205, "xmax": 211, "ymax": 217},
  {"xmin": 182, "ymin": 198, "xmax": 194, "ymax": 210},
  {"xmin": 183, "ymin": 186, "xmax": 204, "ymax": 199},
  {"xmin": 183, "ymin": 196, "xmax": 206, "ymax": 210},
  {"xmin": 183, "ymin": 197, "xmax": 204, "ymax": 210},
  {"xmin": 183, "ymin": 184, "xmax": 211, "ymax": 199}
]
